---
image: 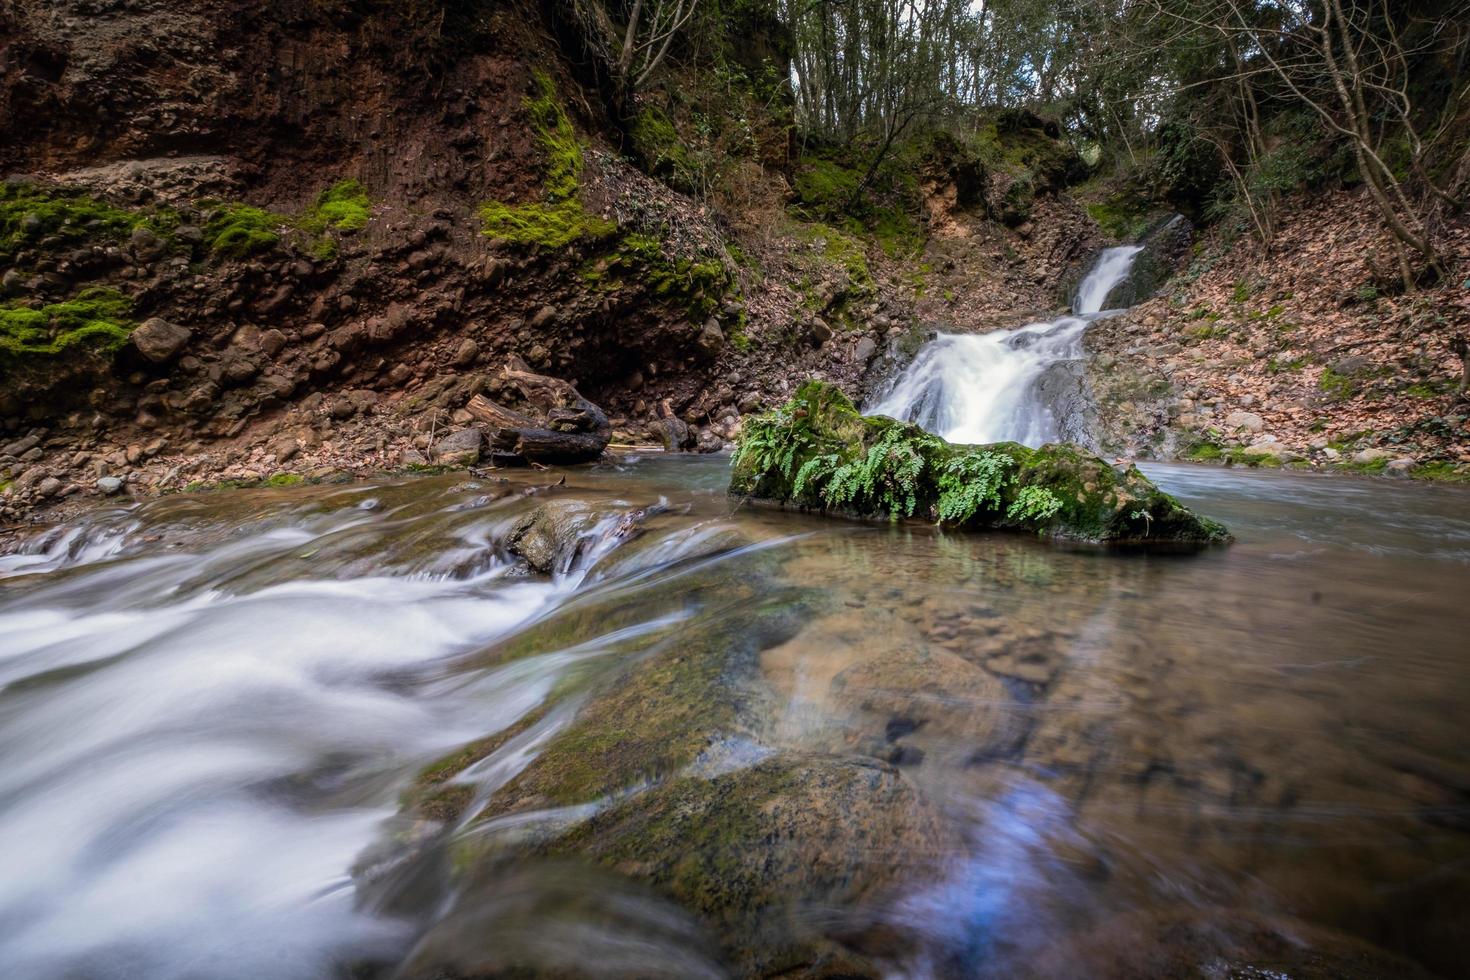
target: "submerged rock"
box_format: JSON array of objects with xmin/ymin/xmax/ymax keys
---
[
  {"xmin": 534, "ymin": 753, "xmax": 952, "ymax": 977},
  {"xmin": 729, "ymin": 381, "xmax": 1229, "ymax": 546}
]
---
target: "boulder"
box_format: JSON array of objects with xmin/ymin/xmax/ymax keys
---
[
  {"xmin": 1224, "ymin": 410, "xmax": 1264, "ymax": 433},
  {"xmin": 1352, "ymin": 448, "xmax": 1394, "ymax": 465},
  {"xmin": 96, "ymin": 476, "xmax": 124, "ymax": 495},
  {"xmin": 433, "ymin": 427, "xmax": 483, "ymax": 465},
  {"xmin": 130, "ymin": 318, "xmax": 192, "ymax": 363},
  {"xmin": 729, "ymin": 381, "xmax": 1230, "ymax": 547},
  {"xmin": 696, "ymin": 318, "xmax": 724, "ymax": 358}
]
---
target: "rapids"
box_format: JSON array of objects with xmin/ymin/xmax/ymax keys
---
[{"xmin": 1, "ymin": 457, "xmax": 1468, "ymax": 977}]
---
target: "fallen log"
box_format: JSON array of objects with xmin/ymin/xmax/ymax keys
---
[{"xmin": 463, "ymin": 364, "xmax": 611, "ymax": 465}]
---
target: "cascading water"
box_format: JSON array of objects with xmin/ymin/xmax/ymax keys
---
[{"xmin": 867, "ymin": 245, "xmax": 1143, "ymax": 445}]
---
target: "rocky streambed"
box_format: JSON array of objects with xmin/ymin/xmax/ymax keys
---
[{"xmin": 1, "ymin": 456, "xmax": 1468, "ymax": 978}]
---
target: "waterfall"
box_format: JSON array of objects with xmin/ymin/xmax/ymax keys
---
[{"xmin": 866, "ymin": 245, "xmax": 1143, "ymax": 446}]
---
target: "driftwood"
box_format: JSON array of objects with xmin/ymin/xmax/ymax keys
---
[{"xmin": 464, "ymin": 365, "xmax": 611, "ymax": 464}]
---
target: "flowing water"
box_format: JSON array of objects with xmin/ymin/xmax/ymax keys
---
[
  {"xmin": 867, "ymin": 245, "xmax": 1143, "ymax": 445},
  {"xmin": 2, "ymin": 458, "xmax": 1469, "ymax": 978}
]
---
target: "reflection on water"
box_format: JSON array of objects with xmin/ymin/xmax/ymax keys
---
[{"xmin": 1, "ymin": 456, "xmax": 1468, "ymax": 978}]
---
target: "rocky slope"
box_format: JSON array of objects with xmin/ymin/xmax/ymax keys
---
[
  {"xmin": 1081, "ymin": 189, "xmax": 1470, "ymax": 478},
  {"xmin": 0, "ymin": 0, "xmax": 1106, "ymax": 531}
]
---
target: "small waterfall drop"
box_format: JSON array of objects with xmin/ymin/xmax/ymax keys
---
[{"xmin": 867, "ymin": 245, "xmax": 1143, "ymax": 446}]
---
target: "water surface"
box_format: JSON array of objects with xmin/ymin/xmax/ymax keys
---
[{"xmin": 1, "ymin": 457, "xmax": 1467, "ymax": 978}]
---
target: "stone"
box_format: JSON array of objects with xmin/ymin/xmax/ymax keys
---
[
  {"xmin": 1385, "ymin": 457, "xmax": 1416, "ymax": 477},
  {"xmin": 1352, "ymin": 448, "xmax": 1394, "ymax": 464},
  {"xmin": 854, "ymin": 337, "xmax": 878, "ymax": 363},
  {"xmin": 654, "ymin": 416, "xmax": 691, "ymax": 452},
  {"xmin": 1, "ymin": 434, "xmax": 40, "ymax": 457},
  {"xmin": 451, "ymin": 338, "xmax": 480, "ymax": 368},
  {"xmin": 809, "ymin": 319, "xmax": 834, "ymax": 345},
  {"xmin": 433, "ymin": 427, "xmax": 483, "ymax": 465},
  {"xmin": 737, "ymin": 391, "xmax": 762, "ymax": 414},
  {"xmin": 96, "ymin": 476, "xmax": 124, "ymax": 495},
  {"xmin": 129, "ymin": 225, "xmax": 165, "ymax": 258},
  {"xmin": 1242, "ymin": 441, "xmax": 1299, "ymax": 463},
  {"xmin": 258, "ymin": 329, "xmax": 288, "ymax": 357},
  {"xmin": 1224, "ymin": 410, "xmax": 1264, "ymax": 433},
  {"xmin": 36, "ymin": 477, "xmax": 63, "ymax": 498},
  {"xmin": 1330, "ymin": 354, "xmax": 1376, "ymax": 377},
  {"xmin": 529, "ymin": 305, "xmax": 557, "ymax": 330},
  {"xmin": 399, "ymin": 448, "xmax": 428, "ymax": 467},
  {"xmin": 696, "ymin": 318, "xmax": 724, "ymax": 357},
  {"xmin": 130, "ymin": 318, "xmax": 193, "ymax": 363}
]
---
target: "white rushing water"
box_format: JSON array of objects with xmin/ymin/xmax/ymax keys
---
[
  {"xmin": 867, "ymin": 245, "xmax": 1143, "ymax": 445},
  {"xmin": 0, "ymin": 487, "xmax": 747, "ymax": 980}
]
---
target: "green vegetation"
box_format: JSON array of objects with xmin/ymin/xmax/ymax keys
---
[
  {"xmin": 585, "ymin": 231, "xmax": 731, "ymax": 320},
  {"xmin": 479, "ymin": 199, "xmax": 616, "ymax": 249},
  {"xmin": 0, "ymin": 288, "xmax": 135, "ymax": 362},
  {"xmin": 731, "ymin": 380, "xmax": 1229, "ymax": 544},
  {"xmin": 300, "ymin": 180, "xmax": 371, "ymax": 234},
  {"xmin": 630, "ymin": 107, "xmax": 695, "ymax": 187},
  {"xmin": 478, "ymin": 71, "xmax": 616, "ymax": 249},
  {"xmin": 1085, "ymin": 188, "xmax": 1161, "ymax": 241},
  {"xmin": 204, "ymin": 203, "xmax": 284, "ymax": 258},
  {"xmin": 1318, "ymin": 367, "xmax": 1358, "ymax": 400},
  {"xmin": 0, "ymin": 182, "xmax": 176, "ymax": 260}
]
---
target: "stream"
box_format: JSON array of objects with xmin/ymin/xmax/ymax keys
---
[{"xmin": 2, "ymin": 457, "xmax": 1469, "ymax": 978}]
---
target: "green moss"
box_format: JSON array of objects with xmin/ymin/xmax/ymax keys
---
[
  {"xmin": 480, "ymin": 199, "xmax": 616, "ymax": 249},
  {"xmin": 0, "ymin": 287, "xmax": 135, "ymax": 362},
  {"xmin": 0, "ymin": 182, "xmax": 176, "ymax": 260},
  {"xmin": 1085, "ymin": 191, "xmax": 1160, "ymax": 242},
  {"xmin": 630, "ymin": 107, "xmax": 694, "ymax": 186},
  {"xmin": 264, "ymin": 473, "xmax": 303, "ymax": 487},
  {"xmin": 731, "ymin": 381, "xmax": 1230, "ymax": 545},
  {"xmin": 204, "ymin": 204, "xmax": 283, "ymax": 258},
  {"xmin": 794, "ymin": 158, "xmax": 861, "ymax": 213},
  {"xmin": 1184, "ymin": 441, "xmax": 1224, "ymax": 461},
  {"xmin": 1411, "ymin": 461, "xmax": 1470, "ymax": 483},
  {"xmin": 1266, "ymin": 356, "xmax": 1307, "ymax": 374},
  {"xmin": 1318, "ymin": 367, "xmax": 1358, "ymax": 400},
  {"xmin": 524, "ymin": 71, "xmax": 583, "ymax": 203},
  {"xmin": 300, "ymin": 179, "xmax": 370, "ymax": 234},
  {"xmin": 477, "ymin": 72, "xmax": 610, "ymax": 248},
  {"xmin": 1402, "ymin": 380, "xmax": 1452, "ymax": 398}
]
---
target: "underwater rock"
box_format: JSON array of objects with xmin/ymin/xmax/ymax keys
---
[
  {"xmin": 528, "ymin": 753, "xmax": 954, "ymax": 977},
  {"xmin": 729, "ymin": 380, "xmax": 1229, "ymax": 547}
]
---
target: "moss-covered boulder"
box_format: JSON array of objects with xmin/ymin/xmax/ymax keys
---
[{"xmin": 730, "ymin": 381, "xmax": 1230, "ymax": 547}]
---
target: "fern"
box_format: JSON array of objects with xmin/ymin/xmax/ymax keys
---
[
  {"xmin": 822, "ymin": 426, "xmax": 936, "ymax": 518},
  {"xmin": 732, "ymin": 403, "xmax": 817, "ymax": 483},
  {"xmin": 935, "ymin": 451, "xmax": 1012, "ymax": 525},
  {"xmin": 792, "ymin": 453, "xmax": 839, "ymax": 498},
  {"xmin": 1007, "ymin": 485, "xmax": 1063, "ymax": 522}
]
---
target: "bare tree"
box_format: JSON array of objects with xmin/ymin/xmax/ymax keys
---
[{"xmin": 564, "ymin": 0, "xmax": 704, "ymax": 106}]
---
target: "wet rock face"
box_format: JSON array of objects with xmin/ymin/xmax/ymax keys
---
[{"xmin": 730, "ymin": 380, "xmax": 1230, "ymax": 546}]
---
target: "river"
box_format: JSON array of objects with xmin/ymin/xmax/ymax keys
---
[{"xmin": 1, "ymin": 456, "xmax": 1468, "ymax": 978}]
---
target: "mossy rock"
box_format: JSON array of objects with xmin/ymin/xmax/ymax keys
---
[
  {"xmin": 0, "ymin": 180, "xmax": 177, "ymax": 261},
  {"xmin": 532, "ymin": 753, "xmax": 952, "ymax": 977},
  {"xmin": 0, "ymin": 287, "xmax": 136, "ymax": 369},
  {"xmin": 730, "ymin": 381, "xmax": 1230, "ymax": 547}
]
